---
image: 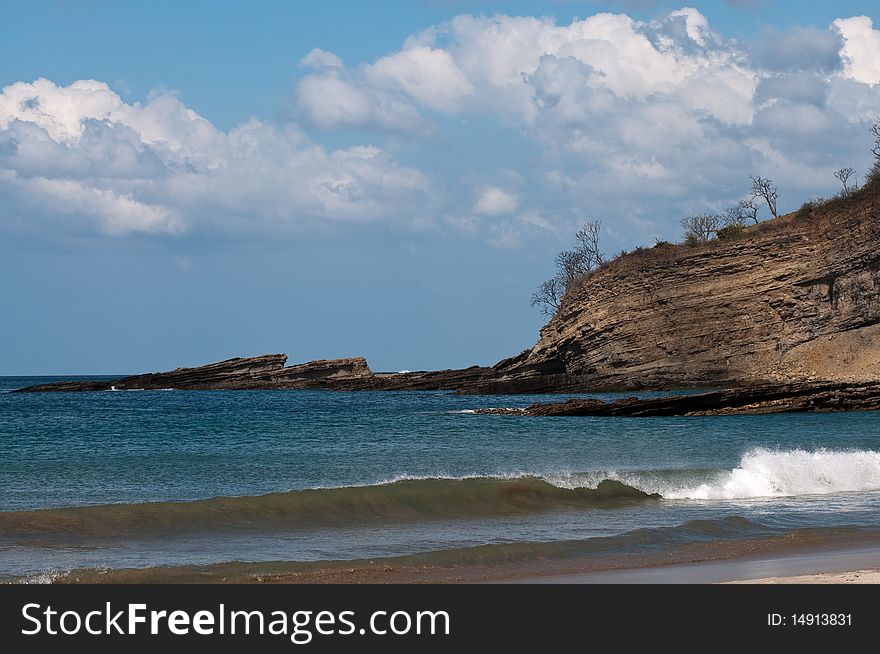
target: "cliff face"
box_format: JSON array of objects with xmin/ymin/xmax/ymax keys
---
[{"xmin": 498, "ymin": 189, "xmax": 880, "ymax": 389}]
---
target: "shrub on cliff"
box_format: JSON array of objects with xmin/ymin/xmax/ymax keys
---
[
  {"xmin": 531, "ymin": 220, "xmax": 605, "ymax": 316},
  {"xmin": 680, "ymin": 213, "xmax": 721, "ymax": 243},
  {"xmin": 716, "ymin": 224, "xmax": 744, "ymax": 241}
]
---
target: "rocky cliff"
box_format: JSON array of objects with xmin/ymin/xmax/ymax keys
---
[{"xmin": 489, "ymin": 186, "xmax": 880, "ymax": 390}]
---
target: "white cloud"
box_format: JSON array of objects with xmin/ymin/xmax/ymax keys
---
[
  {"xmin": 299, "ymin": 47, "xmax": 344, "ymax": 70},
  {"xmin": 669, "ymin": 7, "xmax": 711, "ymax": 46},
  {"xmin": 833, "ymin": 16, "xmax": 880, "ymax": 85},
  {"xmin": 6, "ymin": 8, "xmax": 880, "ymax": 250},
  {"xmin": 365, "ymin": 46, "xmax": 473, "ymax": 112},
  {"xmin": 0, "ymin": 79, "xmax": 432, "ymax": 237},
  {"xmin": 474, "ymin": 186, "xmax": 518, "ymax": 215},
  {"xmin": 296, "ymin": 70, "xmax": 429, "ymax": 133},
  {"xmin": 297, "ymin": 9, "xmax": 757, "ymax": 128}
]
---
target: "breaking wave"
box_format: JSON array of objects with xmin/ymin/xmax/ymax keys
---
[
  {"xmin": 663, "ymin": 448, "xmax": 880, "ymax": 500},
  {"xmin": 3, "ymin": 449, "xmax": 877, "ymax": 543},
  {"xmin": 0, "ymin": 477, "xmax": 657, "ymax": 541}
]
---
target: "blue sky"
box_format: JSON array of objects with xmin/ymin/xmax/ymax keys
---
[{"xmin": 2, "ymin": 0, "xmax": 880, "ymax": 374}]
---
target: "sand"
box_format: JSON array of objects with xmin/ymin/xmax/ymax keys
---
[{"xmin": 726, "ymin": 569, "xmax": 880, "ymax": 584}]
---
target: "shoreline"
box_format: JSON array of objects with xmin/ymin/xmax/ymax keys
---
[
  {"xmin": 21, "ymin": 529, "xmax": 880, "ymax": 585},
  {"xmin": 510, "ymin": 545, "xmax": 880, "ymax": 584}
]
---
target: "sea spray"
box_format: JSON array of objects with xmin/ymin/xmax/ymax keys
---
[{"xmin": 664, "ymin": 448, "xmax": 880, "ymax": 500}]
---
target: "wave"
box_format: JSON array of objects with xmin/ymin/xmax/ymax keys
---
[
  {"xmin": 0, "ymin": 477, "xmax": 658, "ymax": 541},
  {"xmin": 663, "ymin": 448, "xmax": 880, "ymax": 500},
  {"xmin": 544, "ymin": 448, "xmax": 880, "ymax": 501},
  {"xmin": 3, "ymin": 449, "xmax": 877, "ymax": 543}
]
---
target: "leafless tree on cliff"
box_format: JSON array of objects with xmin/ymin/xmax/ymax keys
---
[
  {"xmin": 680, "ymin": 213, "xmax": 722, "ymax": 243},
  {"xmin": 869, "ymin": 117, "xmax": 880, "ymax": 181},
  {"xmin": 722, "ymin": 198, "xmax": 759, "ymax": 227},
  {"xmin": 530, "ymin": 277, "xmax": 564, "ymax": 317},
  {"xmin": 834, "ymin": 167, "xmax": 856, "ymax": 195},
  {"xmin": 871, "ymin": 117, "xmax": 880, "ymax": 161},
  {"xmin": 531, "ymin": 220, "xmax": 605, "ymax": 316},
  {"xmin": 574, "ymin": 221, "xmax": 606, "ymax": 268},
  {"xmin": 750, "ymin": 174, "xmax": 778, "ymax": 218}
]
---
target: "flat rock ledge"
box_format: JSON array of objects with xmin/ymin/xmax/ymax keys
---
[
  {"xmin": 15, "ymin": 355, "xmax": 880, "ymax": 417},
  {"xmin": 11, "ymin": 352, "xmax": 603, "ymax": 394},
  {"xmin": 476, "ymin": 382, "xmax": 880, "ymax": 417}
]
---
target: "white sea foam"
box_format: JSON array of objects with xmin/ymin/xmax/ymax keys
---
[
  {"xmin": 304, "ymin": 449, "xmax": 880, "ymax": 501},
  {"xmin": 665, "ymin": 448, "xmax": 880, "ymax": 500},
  {"xmin": 20, "ymin": 570, "xmax": 71, "ymax": 584}
]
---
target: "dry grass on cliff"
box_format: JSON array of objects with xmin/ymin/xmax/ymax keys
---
[
  {"xmin": 633, "ymin": 177, "xmax": 877, "ymax": 263},
  {"xmin": 559, "ymin": 176, "xmax": 880, "ymax": 307}
]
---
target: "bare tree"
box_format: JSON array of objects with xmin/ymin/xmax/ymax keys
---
[
  {"xmin": 741, "ymin": 198, "xmax": 759, "ymax": 224},
  {"xmin": 574, "ymin": 221, "xmax": 606, "ymax": 268},
  {"xmin": 866, "ymin": 118, "xmax": 880, "ymax": 182},
  {"xmin": 723, "ymin": 198, "xmax": 759, "ymax": 227},
  {"xmin": 531, "ymin": 219, "xmax": 605, "ymax": 316},
  {"xmin": 555, "ymin": 249, "xmax": 591, "ymax": 286},
  {"xmin": 750, "ymin": 174, "xmax": 778, "ymax": 218},
  {"xmin": 680, "ymin": 213, "xmax": 722, "ymax": 243},
  {"xmin": 834, "ymin": 167, "xmax": 856, "ymax": 195},
  {"xmin": 530, "ymin": 277, "xmax": 564, "ymax": 317},
  {"xmin": 871, "ymin": 117, "xmax": 880, "ymax": 161}
]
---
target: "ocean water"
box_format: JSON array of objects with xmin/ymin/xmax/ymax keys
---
[{"xmin": 2, "ymin": 375, "xmax": 880, "ymax": 580}]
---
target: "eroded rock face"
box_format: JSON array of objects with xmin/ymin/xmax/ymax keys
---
[{"xmin": 496, "ymin": 191, "xmax": 880, "ymax": 390}]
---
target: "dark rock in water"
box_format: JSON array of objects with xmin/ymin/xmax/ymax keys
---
[
  {"xmin": 14, "ymin": 355, "xmax": 376, "ymax": 392},
  {"xmin": 15, "ymin": 355, "xmax": 880, "ymax": 416},
  {"xmin": 482, "ymin": 381, "xmax": 880, "ymax": 417},
  {"xmin": 12, "ymin": 354, "xmax": 563, "ymax": 394}
]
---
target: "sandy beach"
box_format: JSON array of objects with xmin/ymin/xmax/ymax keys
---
[{"xmin": 726, "ymin": 569, "xmax": 880, "ymax": 584}]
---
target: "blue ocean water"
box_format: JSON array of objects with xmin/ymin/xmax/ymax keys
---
[{"xmin": 2, "ymin": 376, "xmax": 880, "ymax": 579}]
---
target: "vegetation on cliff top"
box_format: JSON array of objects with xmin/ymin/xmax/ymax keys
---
[{"xmin": 530, "ymin": 119, "xmax": 880, "ymax": 317}]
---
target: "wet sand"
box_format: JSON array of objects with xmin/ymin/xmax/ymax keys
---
[
  {"xmin": 514, "ymin": 545, "xmax": 880, "ymax": 584},
  {"xmin": 25, "ymin": 530, "xmax": 880, "ymax": 585}
]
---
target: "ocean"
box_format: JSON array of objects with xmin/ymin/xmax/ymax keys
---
[{"xmin": 2, "ymin": 375, "xmax": 880, "ymax": 582}]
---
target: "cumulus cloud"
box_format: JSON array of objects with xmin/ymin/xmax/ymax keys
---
[
  {"xmin": 833, "ymin": 16, "xmax": 880, "ymax": 85},
  {"xmin": 474, "ymin": 186, "xmax": 518, "ymax": 215},
  {"xmin": 304, "ymin": 8, "xmax": 878, "ymax": 239},
  {"xmin": 752, "ymin": 26, "xmax": 842, "ymax": 73},
  {"xmin": 6, "ymin": 8, "xmax": 880, "ymax": 249},
  {"xmin": 0, "ymin": 79, "xmax": 432, "ymax": 237},
  {"xmin": 297, "ymin": 10, "xmax": 758, "ymax": 129},
  {"xmin": 365, "ymin": 45, "xmax": 473, "ymax": 112}
]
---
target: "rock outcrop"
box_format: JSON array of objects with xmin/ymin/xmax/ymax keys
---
[
  {"xmin": 488, "ymin": 187, "xmax": 880, "ymax": 391},
  {"xmin": 15, "ymin": 355, "xmax": 377, "ymax": 392},
  {"xmin": 477, "ymin": 381, "xmax": 880, "ymax": 417}
]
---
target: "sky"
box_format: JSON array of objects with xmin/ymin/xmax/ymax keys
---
[{"xmin": 2, "ymin": 0, "xmax": 880, "ymax": 374}]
